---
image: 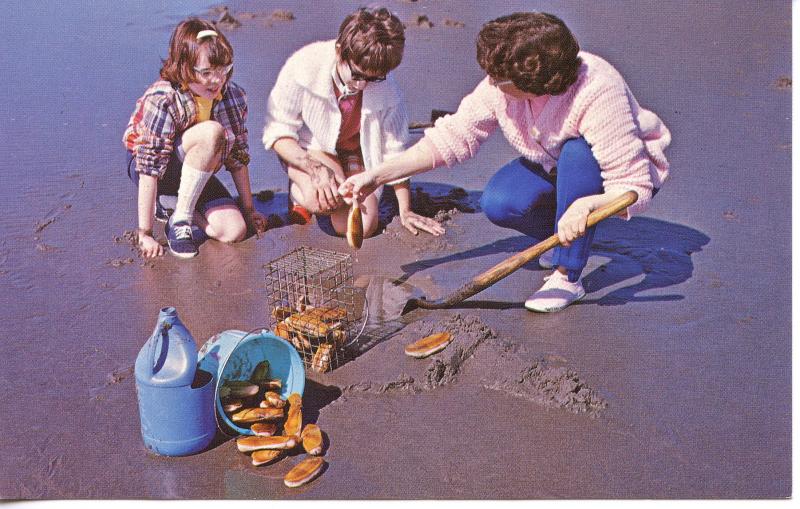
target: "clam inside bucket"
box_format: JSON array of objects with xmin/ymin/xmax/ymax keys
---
[{"xmin": 199, "ymin": 330, "xmax": 305, "ymax": 436}]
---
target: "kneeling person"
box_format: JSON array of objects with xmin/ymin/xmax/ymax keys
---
[{"xmin": 262, "ymin": 7, "xmax": 443, "ymax": 238}]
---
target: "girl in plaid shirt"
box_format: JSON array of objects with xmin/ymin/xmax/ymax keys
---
[{"xmin": 124, "ymin": 18, "xmax": 267, "ymax": 258}]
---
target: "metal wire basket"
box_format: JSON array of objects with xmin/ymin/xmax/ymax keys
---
[{"xmin": 264, "ymin": 247, "xmax": 366, "ymax": 373}]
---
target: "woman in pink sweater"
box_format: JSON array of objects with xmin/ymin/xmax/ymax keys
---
[{"xmin": 339, "ymin": 12, "xmax": 671, "ymax": 312}]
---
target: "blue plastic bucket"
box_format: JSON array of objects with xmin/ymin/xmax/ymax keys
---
[{"xmin": 198, "ymin": 329, "xmax": 305, "ymax": 435}]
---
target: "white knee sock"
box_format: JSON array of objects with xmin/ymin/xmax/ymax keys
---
[{"xmin": 171, "ymin": 164, "xmax": 212, "ymax": 225}]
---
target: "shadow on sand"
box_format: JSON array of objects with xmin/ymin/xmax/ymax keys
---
[
  {"xmin": 399, "ymin": 216, "xmax": 710, "ymax": 308},
  {"xmin": 300, "ymin": 181, "xmax": 483, "ymax": 237}
]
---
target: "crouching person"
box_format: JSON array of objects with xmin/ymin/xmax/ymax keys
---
[
  {"xmin": 262, "ymin": 6, "xmax": 443, "ymax": 239},
  {"xmin": 124, "ymin": 18, "xmax": 266, "ymax": 259}
]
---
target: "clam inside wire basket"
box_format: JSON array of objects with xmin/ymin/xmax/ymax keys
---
[{"xmin": 264, "ymin": 247, "xmax": 368, "ymax": 372}]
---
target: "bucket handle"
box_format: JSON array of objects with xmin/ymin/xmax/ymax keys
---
[
  {"xmin": 344, "ymin": 295, "xmax": 369, "ymax": 348},
  {"xmin": 225, "ymin": 327, "xmax": 265, "ymax": 360}
]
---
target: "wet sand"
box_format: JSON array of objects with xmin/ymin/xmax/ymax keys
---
[{"xmin": 0, "ymin": 0, "xmax": 791, "ymax": 499}]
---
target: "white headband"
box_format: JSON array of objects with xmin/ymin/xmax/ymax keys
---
[{"xmin": 196, "ymin": 29, "xmax": 218, "ymax": 41}]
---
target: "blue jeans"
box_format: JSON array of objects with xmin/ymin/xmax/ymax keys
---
[{"xmin": 480, "ymin": 138, "xmax": 604, "ymax": 282}]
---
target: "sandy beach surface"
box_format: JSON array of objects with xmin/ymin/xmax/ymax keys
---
[{"xmin": 0, "ymin": 0, "xmax": 791, "ymax": 499}]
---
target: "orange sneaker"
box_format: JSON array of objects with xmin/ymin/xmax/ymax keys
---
[{"xmin": 288, "ymin": 204, "xmax": 312, "ymax": 225}]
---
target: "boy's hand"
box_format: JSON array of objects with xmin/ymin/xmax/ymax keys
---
[
  {"xmin": 303, "ymin": 154, "xmax": 343, "ymax": 212},
  {"xmin": 137, "ymin": 230, "xmax": 163, "ymax": 258},
  {"xmin": 399, "ymin": 210, "xmax": 445, "ymax": 236},
  {"xmin": 338, "ymin": 171, "xmax": 378, "ymax": 204}
]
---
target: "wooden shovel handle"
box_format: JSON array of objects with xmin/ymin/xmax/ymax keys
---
[{"xmin": 413, "ymin": 191, "xmax": 638, "ymax": 309}]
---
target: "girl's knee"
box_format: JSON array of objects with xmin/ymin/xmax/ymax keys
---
[
  {"xmin": 197, "ymin": 120, "xmax": 225, "ymax": 139},
  {"xmin": 207, "ymin": 216, "xmax": 247, "ymax": 243},
  {"xmin": 218, "ymin": 224, "xmax": 247, "ymax": 243},
  {"xmin": 187, "ymin": 121, "xmax": 226, "ymax": 153}
]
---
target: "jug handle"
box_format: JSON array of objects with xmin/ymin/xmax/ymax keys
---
[{"xmin": 148, "ymin": 323, "xmax": 172, "ymax": 374}]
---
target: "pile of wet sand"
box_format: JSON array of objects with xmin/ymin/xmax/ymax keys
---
[
  {"xmin": 410, "ymin": 314, "xmax": 497, "ymax": 389},
  {"xmin": 339, "ymin": 313, "xmax": 607, "ymax": 416},
  {"xmin": 111, "ymin": 229, "xmax": 158, "ymax": 268},
  {"xmin": 381, "ymin": 185, "xmax": 477, "ymax": 252},
  {"xmin": 482, "ymin": 356, "xmax": 608, "ymax": 416},
  {"xmin": 340, "ymin": 313, "xmax": 495, "ymax": 394}
]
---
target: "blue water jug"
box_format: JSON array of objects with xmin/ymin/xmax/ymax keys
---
[{"xmin": 135, "ymin": 307, "xmax": 217, "ymax": 456}]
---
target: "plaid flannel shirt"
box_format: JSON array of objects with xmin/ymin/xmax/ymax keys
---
[{"xmin": 123, "ymin": 80, "xmax": 250, "ymax": 178}]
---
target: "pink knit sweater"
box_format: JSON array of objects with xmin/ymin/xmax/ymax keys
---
[{"xmin": 424, "ymin": 52, "xmax": 671, "ymax": 216}]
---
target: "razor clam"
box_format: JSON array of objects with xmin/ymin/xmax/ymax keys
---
[{"xmin": 284, "ymin": 457, "xmax": 325, "ymax": 487}]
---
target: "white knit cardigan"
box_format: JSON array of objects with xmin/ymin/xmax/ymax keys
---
[{"xmin": 262, "ymin": 40, "xmax": 409, "ymax": 184}]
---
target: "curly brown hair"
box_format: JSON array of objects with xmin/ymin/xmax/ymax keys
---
[
  {"xmin": 160, "ymin": 18, "xmax": 234, "ymax": 87},
  {"xmin": 336, "ymin": 7, "xmax": 405, "ymax": 76},
  {"xmin": 476, "ymin": 12, "xmax": 581, "ymax": 96}
]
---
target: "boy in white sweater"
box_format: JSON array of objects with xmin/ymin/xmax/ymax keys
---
[{"xmin": 263, "ymin": 7, "xmax": 443, "ymax": 238}]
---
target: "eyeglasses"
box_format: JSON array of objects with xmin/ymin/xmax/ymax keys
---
[
  {"xmin": 193, "ymin": 63, "xmax": 233, "ymax": 81},
  {"xmin": 348, "ymin": 62, "xmax": 386, "ymax": 83}
]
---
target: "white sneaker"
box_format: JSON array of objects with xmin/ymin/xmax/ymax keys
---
[
  {"xmin": 524, "ymin": 270, "xmax": 586, "ymax": 312},
  {"xmin": 538, "ymin": 248, "xmax": 554, "ymax": 269}
]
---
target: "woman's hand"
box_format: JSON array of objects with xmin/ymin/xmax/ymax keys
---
[
  {"xmin": 338, "ymin": 171, "xmax": 379, "ymax": 204},
  {"xmin": 303, "ymin": 154, "xmax": 343, "ymax": 212},
  {"xmin": 399, "ymin": 209, "xmax": 446, "ymax": 236},
  {"xmin": 137, "ymin": 230, "xmax": 163, "ymax": 258},
  {"xmin": 557, "ymin": 198, "xmax": 593, "ymax": 247}
]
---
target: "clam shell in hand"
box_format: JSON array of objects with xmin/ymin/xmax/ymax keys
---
[{"xmin": 346, "ymin": 202, "xmax": 363, "ymax": 249}]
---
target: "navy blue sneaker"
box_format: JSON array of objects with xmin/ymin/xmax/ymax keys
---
[
  {"xmin": 155, "ymin": 200, "xmax": 171, "ymax": 223},
  {"xmin": 165, "ymin": 220, "xmax": 197, "ymax": 258}
]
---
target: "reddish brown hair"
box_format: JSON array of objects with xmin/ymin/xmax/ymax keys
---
[
  {"xmin": 160, "ymin": 18, "xmax": 234, "ymax": 86},
  {"xmin": 477, "ymin": 12, "xmax": 581, "ymax": 96},
  {"xmin": 336, "ymin": 7, "xmax": 405, "ymax": 75}
]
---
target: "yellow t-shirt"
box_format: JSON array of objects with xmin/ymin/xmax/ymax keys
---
[{"xmin": 194, "ymin": 94, "xmax": 215, "ymax": 122}]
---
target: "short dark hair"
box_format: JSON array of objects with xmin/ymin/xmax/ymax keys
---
[
  {"xmin": 476, "ymin": 12, "xmax": 581, "ymax": 96},
  {"xmin": 336, "ymin": 7, "xmax": 405, "ymax": 75},
  {"xmin": 160, "ymin": 18, "xmax": 234, "ymax": 86}
]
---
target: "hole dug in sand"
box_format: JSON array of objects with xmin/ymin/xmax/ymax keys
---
[{"xmin": 340, "ymin": 313, "xmax": 608, "ymax": 416}]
